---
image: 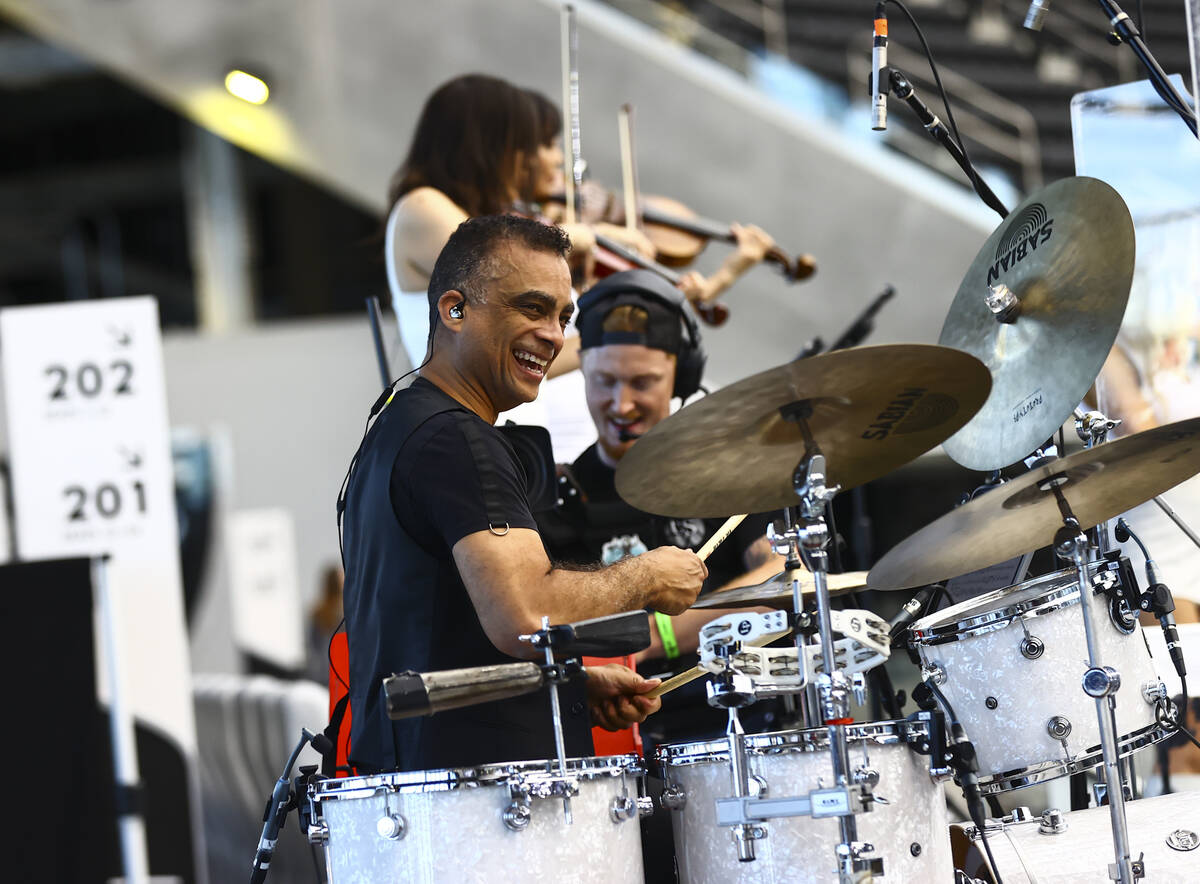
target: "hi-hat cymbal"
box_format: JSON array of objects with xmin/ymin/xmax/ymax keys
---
[
  {"xmin": 691, "ymin": 568, "xmax": 870, "ymax": 610},
  {"xmin": 939, "ymin": 177, "xmax": 1134, "ymax": 471},
  {"xmin": 869, "ymin": 417, "xmax": 1200, "ymax": 590},
  {"xmin": 615, "ymin": 344, "xmax": 990, "ymax": 518}
]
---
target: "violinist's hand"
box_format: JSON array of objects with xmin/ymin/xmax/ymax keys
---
[
  {"xmin": 558, "ymin": 222, "xmax": 597, "ymax": 256},
  {"xmin": 586, "ymin": 663, "xmax": 662, "ymax": 730},
  {"xmin": 730, "ymin": 222, "xmax": 774, "ymax": 267},
  {"xmin": 677, "ymin": 270, "xmax": 712, "ymax": 305},
  {"xmin": 594, "ymin": 222, "xmax": 657, "ymax": 261}
]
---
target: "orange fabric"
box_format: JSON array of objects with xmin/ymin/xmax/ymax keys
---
[{"xmin": 328, "ymin": 631, "xmax": 354, "ymax": 774}]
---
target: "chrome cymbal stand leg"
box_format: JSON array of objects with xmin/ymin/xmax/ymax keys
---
[
  {"xmin": 539, "ymin": 614, "xmax": 572, "ymax": 824},
  {"xmin": 1050, "ymin": 485, "xmax": 1139, "ymax": 883},
  {"xmin": 778, "ymin": 401, "xmax": 878, "ymax": 882}
]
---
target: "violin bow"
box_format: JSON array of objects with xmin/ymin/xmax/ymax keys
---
[{"xmin": 560, "ymin": 4, "xmax": 583, "ymax": 226}]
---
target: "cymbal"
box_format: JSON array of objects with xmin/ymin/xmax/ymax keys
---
[
  {"xmin": 615, "ymin": 344, "xmax": 991, "ymax": 518},
  {"xmin": 939, "ymin": 177, "xmax": 1134, "ymax": 470},
  {"xmin": 691, "ymin": 568, "xmax": 870, "ymax": 610},
  {"xmin": 869, "ymin": 418, "xmax": 1200, "ymax": 590}
]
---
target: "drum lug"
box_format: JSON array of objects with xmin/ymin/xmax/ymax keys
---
[
  {"xmin": 610, "ymin": 795, "xmax": 638, "ymax": 823},
  {"xmin": 307, "ymin": 821, "xmax": 329, "ymax": 845},
  {"xmin": 853, "ymin": 764, "xmax": 880, "ymax": 790},
  {"xmin": 1020, "ymin": 634, "xmax": 1045, "ymax": 660},
  {"xmin": 376, "ymin": 813, "xmax": 407, "ymax": 841},
  {"xmin": 1142, "ymin": 680, "xmax": 1168, "ymax": 705},
  {"xmin": 502, "ymin": 799, "xmax": 533, "ymax": 832},
  {"xmin": 921, "ymin": 662, "xmax": 947, "ymax": 685},
  {"xmin": 635, "ymin": 795, "xmax": 656, "ymax": 818},
  {"xmin": 660, "ymin": 783, "xmax": 688, "ymax": 811}
]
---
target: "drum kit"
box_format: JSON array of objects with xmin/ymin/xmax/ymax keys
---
[{"xmin": 295, "ymin": 176, "xmax": 1200, "ymax": 882}]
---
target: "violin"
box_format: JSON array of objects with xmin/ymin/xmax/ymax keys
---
[{"xmin": 550, "ymin": 190, "xmax": 817, "ymax": 284}]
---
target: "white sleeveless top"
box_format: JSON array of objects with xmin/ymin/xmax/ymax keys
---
[{"xmin": 384, "ymin": 202, "xmax": 596, "ymax": 462}]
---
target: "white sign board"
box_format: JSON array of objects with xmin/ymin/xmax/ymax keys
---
[
  {"xmin": 0, "ymin": 296, "xmax": 195, "ymax": 752},
  {"xmin": 227, "ymin": 507, "xmax": 305, "ymax": 670}
]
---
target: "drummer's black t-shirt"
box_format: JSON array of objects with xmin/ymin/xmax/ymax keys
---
[{"xmin": 342, "ymin": 378, "xmax": 592, "ymax": 773}]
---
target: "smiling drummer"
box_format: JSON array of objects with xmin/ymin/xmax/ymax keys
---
[{"xmin": 339, "ymin": 215, "xmax": 710, "ymax": 774}]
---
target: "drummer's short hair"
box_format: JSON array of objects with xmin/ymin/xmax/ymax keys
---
[{"xmin": 427, "ymin": 215, "xmax": 571, "ymax": 340}]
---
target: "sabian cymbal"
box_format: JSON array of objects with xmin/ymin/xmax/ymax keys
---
[
  {"xmin": 939, "ymin": 177, "xmax": 1134, "ymax": 470},
  {"xmin": 615, "ymin": 344, "xmax": 991, "ymax": 518},
  {"xmin": 869, "ymin": 417, "xmax": 1200, "ymax": 590},
  {"xmin": 691, "ymin": 569, "xmax": 870, "ymax": 610}
]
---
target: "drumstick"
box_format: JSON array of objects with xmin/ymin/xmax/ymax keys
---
[
  {"xmin": 645, "ymin": 628, "xmax": 792, "ymax": 700},
  {"xmin": 696, "ymin": 514, "xmax": 747, "ymax": 561},
  {"xmin": 642, "ymin": 515, "xmax": 750, "ymax": 702}
]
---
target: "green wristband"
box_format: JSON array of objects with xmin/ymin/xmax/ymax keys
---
[{"xmin": 654, "ymin": 611, "xmax": 680, "ymax": 660}]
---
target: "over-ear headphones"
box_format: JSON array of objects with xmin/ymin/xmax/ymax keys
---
[
  {"xmin": 449, "ymin": 302, "xmax": 465, "ymax": 320},
  {"xmin": 576, "ymin": 269, "xmax": 706, "ymax": 400}
]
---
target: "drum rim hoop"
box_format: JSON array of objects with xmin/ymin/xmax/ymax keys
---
[
  {"xmin": 910, "ymin": 563, "xmax": 1112, "ymax": 646},
  {"xmin": 976, "ymin": 721, "xmax": 1172, "ymax": 794},
  {"xmin": 654, "ymin": 719, "xmax": 929, "ymax": 767},
  {"xmin": 311, "ymin": 753, "xmax": 644, "ymax": 801}
]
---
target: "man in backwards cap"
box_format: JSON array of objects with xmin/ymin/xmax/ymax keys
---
[{"xmin": 538, "ymin": 268, "xmax": 783, "ymax": 719}]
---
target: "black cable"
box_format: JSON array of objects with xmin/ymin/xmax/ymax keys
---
[
  {"xmin": 336, "ymin": 354, "xmax": 430, "ymax": 567},
  {"xmin": 924, "ymin": 679, "xmax": 1004, "ymax": 884},
  {"xmin": 327, "ymin": 617, "xmax": 349, "ymax": 692},
  {"xmin": 1136, "ymin": 0, "xmax": 1145, "ymax": 42},
  {"xmin": 885, "ymin": 0, "xmax": 994, "ymax": 214}
]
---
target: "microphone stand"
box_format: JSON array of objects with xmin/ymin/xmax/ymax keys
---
[
  {"xmin": 1091, "ymin": 0, "xmax": 1198, "ymax": 138},
  {"xmin": 886, "ymin": 68, "xmax": 1010, "ymax": 220}
]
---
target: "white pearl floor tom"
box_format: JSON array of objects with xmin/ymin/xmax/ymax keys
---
[
  {"xmin": 954, "ymin": 792, "xmax": 1200, "ymax": 882},
  {"xmin": 656, "ymin": 720, "xmax": 953, "ymax": 883},
  {"xmin": 910, "ymin": 563, "xmax": 1172, "ymax": 794},
  {"xmin": 309, "ymin": 754, "xmax": 646, "ymax": 883}
]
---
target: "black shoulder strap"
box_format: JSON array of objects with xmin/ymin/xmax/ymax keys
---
[{"xmin": 321, "ymin": 693, "xmax": 351, "ymax": 778}]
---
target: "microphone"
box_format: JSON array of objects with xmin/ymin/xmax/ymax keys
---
[
  {"xmin": 888, "ymin": 583, "xmax": 940, "ymax": 644},
  {"xmin": 1024, "ymin": 0, "xmax": 1051, "ymax": 30},
  {"xmin": 871, "ymin": 2, "xmax": 888, "ymax": 130},
  {"xmin": 384, "ymin": 662, "xmax": 546, "ymax": 720},
  {"xmin": 1116, "ymin": 518, "xmax": 1187, "ymax": 681},
  {"xmin": 250, "ymin": 728, "xmax": 325, "ymax": 884},
  {"xmin": 830, "ymin": 285, "xmax": 896, "ymax": 352}
]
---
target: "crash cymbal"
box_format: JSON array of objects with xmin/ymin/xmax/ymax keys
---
[
  {"xmin": 869, "ymin": 417, "xmax": 1200, "ymax": 590},
  {"xmin": 939, "ymin": 177, "xmax": 1134, "ymax": 471},
  {"xmin": 691, "ymin": 568, "xmax": 870, "ymax": 610},
  {"xmin": 615, "ymin": 344, "xmax": 990, "ymax": 518}
]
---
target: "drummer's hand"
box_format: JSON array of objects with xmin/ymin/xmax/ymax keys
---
[
  {"xmin": 586, "ymin": 664, "xmax": 662, "ymax": 730},
  {"xmin": 641, "ymin": 545, "xmax": 707, "ymax": 614}
]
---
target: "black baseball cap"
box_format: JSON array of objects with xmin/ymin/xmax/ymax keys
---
[{"xmin": 575, "ymin": 269, "xmax": 686, "ymax": 354}]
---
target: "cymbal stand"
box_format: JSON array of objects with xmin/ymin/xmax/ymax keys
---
[
  {"xmin": 778, "ymin": 401, "xmax": 881, "ymax": 882},
  {"xmin": 1075, "ymin": 408, "xmax": 1122, "ymax": 553},
  {"xmin": 1049, "ymin": 482, "xmax": 1142, "ymax": 883}
]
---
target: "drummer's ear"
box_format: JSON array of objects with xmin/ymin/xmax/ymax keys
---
[{"xmin": 436, "ymin": 291, "xmax": 468, "ymax": 331}]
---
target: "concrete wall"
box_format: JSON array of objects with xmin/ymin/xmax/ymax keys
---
[
  {"xmin": 4, "ymin": 0, "xmax": 998, "ymax": 387},
  {"xmin": 163, "ymin": 317, "xmax": 382, "ymax": 671}
]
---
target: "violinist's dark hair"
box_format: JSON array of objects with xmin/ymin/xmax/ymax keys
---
[
  {"xmin": 526, "ymin": 89, "xmax": 562, "ymax": 146},
  {"xmin": 426, "ymin": 215, "xmax": 572, "ymax": 344},
  {"xmin": 388, "ymin": 74, "xmax": 540, "ymax": 216}
]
